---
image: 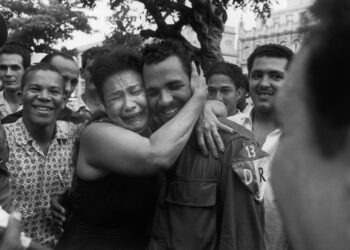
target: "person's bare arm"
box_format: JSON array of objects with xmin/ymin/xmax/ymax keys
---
[
  {"xmin": 78, "ymin": 63, "xmax": 207, "ymax": 179},
  {"xmin": 195, "ymin": 100, "xmax": 234, "ymax": 158}
]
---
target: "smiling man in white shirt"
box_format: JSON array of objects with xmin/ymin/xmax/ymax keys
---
[{"xmin": 228, "ymin": 44, "xmax": 294, "ymax": 250}]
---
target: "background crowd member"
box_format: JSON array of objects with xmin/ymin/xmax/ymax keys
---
[
  {"xmin": 2, "ymin": 52, "xmax": 86, "ymax": 126},
  {"xmin": 41, "ymin": 53, "xmax": 79, "ymax": 102},
  {"xmin": 227, "ymin": 44, "xmax": 294, "ymax": 250},
  {"xmin": 143, "ymin": 39, "xmax": 266, "ymax": 250},
  {"xmin": 272, "ymin": 0, "xmax": 350, "ymax": 248},
  {"xmin": 206, "ymin": 61, "xmax": 245, "ymax": 116},
  {"xmin": 72, "ymin": 46, "xmax": 109, "ymax": 119},
  {"xmin": 0, "ymin": 43, "xmax": 31, "ymax": 119},
  {"xmin": 56, "ymin": 47, "xmax": 207, "ymax": 250},
  {"xmin": 40, "ymin": 52, "xmax": 85, "ymax": 125},
  {"xmin": 3, "ymin": 63, "xmax": 74, "ymax": 247}
]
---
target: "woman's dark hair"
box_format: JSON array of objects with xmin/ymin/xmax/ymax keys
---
[
  {"xmin": 81, "ymin": 46, "xmax": 110, "ymax": 70},
  {"xmin": 91, "ymin": 47, "xmax": 143, "ymax": 103}
]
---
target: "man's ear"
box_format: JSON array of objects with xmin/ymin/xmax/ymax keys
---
[
  {"xmin": 17, "ymin": 92, "xmax": 22, "ymax": 106},
  {"xmin": 237, "ymin": 87, "xmax": 244, "ymax": 101}
]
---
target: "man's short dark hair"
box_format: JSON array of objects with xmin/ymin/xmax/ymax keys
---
[
  {"xmin": 206, "ymin": 62, "xmax": 245, "ymax": 90},
  {"xmin": 142, "ymin": 39, "xmax": 192, "ymax": 78},
  {"xmin": 247, "ymin": 44, "xmax": 294, "ymax": 74},
  {"xmin": 91, "ymin": 47, "xmax": 143, "ymax": 103},
  {"xmin": 21, "ymin": 63, "xmax": 63, "ymax": 90},
  {"xmin": 41, "ymin": 52, "xmax": 75, "ymax": 64},
  {"xmin": 0, "ymin": 44, "xmax": 31, "ymax": 69},
  {"xmin": 81, "ymin": 46, "xmax": 110, "ymax": 70},
  {"xmin": 305, "ymin": 0, "xmax": 350, "ymax": 156}
]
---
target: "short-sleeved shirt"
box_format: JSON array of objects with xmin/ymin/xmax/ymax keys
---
[
  {"xmin": 4, "ymin": 118, "xmax": 74, "ymax": 247},
  {"xmin": 149, "ymin": 119, "xmax": 268, "ymax": 250}
]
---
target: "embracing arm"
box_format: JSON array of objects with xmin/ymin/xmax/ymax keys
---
[{"xmin": 78, "ymin": 63, "xmax": 207, "ymax": 178}]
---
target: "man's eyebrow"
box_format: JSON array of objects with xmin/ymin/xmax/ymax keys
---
[
  {"xmin": 269, "ymin": 70, "xmax": 285, "ymax": 74},
  {"xmin": 0, "ymin": 64, "xmax": 20, "ymax": 67},
  {"xmin": 26, "ymin": 83, "xmax": 41, "ymax": 87},
  {"xmin": 128, "ymin": 84, "xmax": 143, "ymax": 89},
  {"xmin": 110, "ymin": 89, "xmax": 124, "ymax": 94}
]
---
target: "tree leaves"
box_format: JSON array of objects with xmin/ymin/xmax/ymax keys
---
[{"xmin": 0, "ymin": 0, "xmax": 91, "ymax": 52}]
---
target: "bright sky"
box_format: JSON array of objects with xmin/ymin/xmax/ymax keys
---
[{"xmin": 56, "ymin": 0, "xmax": 286, "ymax": 50}]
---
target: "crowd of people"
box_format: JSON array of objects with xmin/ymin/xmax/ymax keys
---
[{"xmin": 0, "ymin": 0, "xmax": 350, "ymax": 249}]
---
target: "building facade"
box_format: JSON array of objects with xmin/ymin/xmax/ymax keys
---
[
  {"xmin": 182, "ymin": 25, "xmax": 239, "ymax": 64},
  {"xmin": 238, "ymin": 0, "xmax": 314, "ymax": 73}
]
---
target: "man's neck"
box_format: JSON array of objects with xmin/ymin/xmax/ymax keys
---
[
  {"xmin": 23, "ymin": 118, "xmax": 56, "ymax": 156},
  {"xmin": 252, "ymin": 108, "xmax": 279, "ymax": 146},
  {"xmin": 228, "ymin": 109, "xmax": 239, "ymax": 117},
  {"xmin": 4, "ymin": 89, "xmax": 20, "ymax": 112},
  {"xmin": 253, "ymin": 108, "xmax": 276, "ymax": 124}
]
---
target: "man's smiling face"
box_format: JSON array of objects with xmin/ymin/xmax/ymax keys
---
[
  {"xmin": 143, "ymin": 55, "xmax": 192, "ymax": 124},
  {"xmin": 249, "ymin": 56, "xmax": 288, "ymax": 112}
]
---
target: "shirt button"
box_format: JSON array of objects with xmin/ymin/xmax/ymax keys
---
[{"xmin": 184, "ymin": 196, "xmax": 190, "ymax": 202}]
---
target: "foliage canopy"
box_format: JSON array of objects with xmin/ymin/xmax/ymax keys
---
[{"xmin": 0, "ymin": 0, "xmax": 91, "ymax": 52}]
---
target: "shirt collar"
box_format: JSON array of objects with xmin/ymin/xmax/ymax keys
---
[
  {"xmin": 15, "ymin": 118, "xmax": 69, "ymax": 145},
  {"xmin": 235, "ymin": 108, "xmax": 282, "ymax": 135},
  {"xmin": 237, "ymin": 108, "xmax": 254, "ymax": 130},
  {"xmin": 249, "ymin": 108, "xmax": 282, "ymax": 137}
]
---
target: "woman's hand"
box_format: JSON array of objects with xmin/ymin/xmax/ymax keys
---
[
  {"xmin": 190, "ymin": 62, "xmax": 207, "ymax": 100},
  {"xmin": 195, "ymin": 100, "xmax": 234, "ymax": 158}
]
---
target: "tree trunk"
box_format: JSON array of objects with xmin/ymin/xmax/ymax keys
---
[{"xmin": 189, "ymin": 2, "xmax": 225, "ymax": 72}]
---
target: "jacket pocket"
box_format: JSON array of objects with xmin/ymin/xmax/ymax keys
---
[{"xmin": 165, "ymin": 179, "xmax": 217, "ymax": 207}]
